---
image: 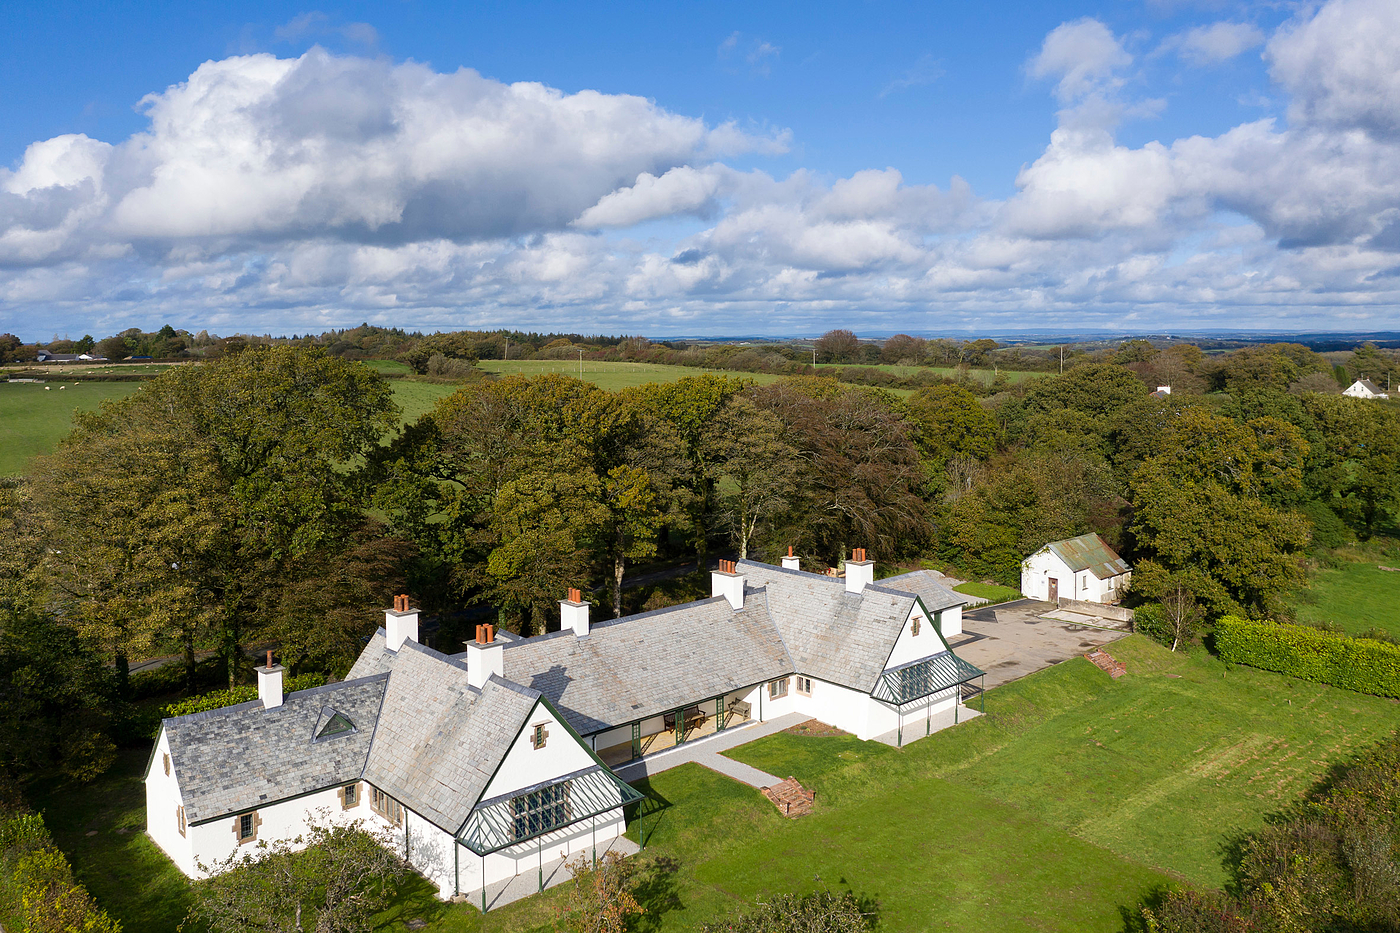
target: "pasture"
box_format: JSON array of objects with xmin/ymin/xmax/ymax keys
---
[
  {"xmin": 1291, "ymin": 544, "xmax": 1400, "ymax": 639},
  {"xmin": 813, "ymin": 362, "xmax": 1048, "ymax": 385},
  {"xmin": 476, "ymin": 359, "xmax": 785, "ymax": 391},
  {"xmin": 0, "ymin": 380, "xmax": 143, "ymax": 475}
]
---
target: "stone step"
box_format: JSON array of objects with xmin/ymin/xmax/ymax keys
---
[
  {"xmin": 762, "ymin": 777, "xmax": 816, "ymax": 818},
  {"xmin": 1084, "ymin": 649, "xmax": 1127, "ymax": 678}
]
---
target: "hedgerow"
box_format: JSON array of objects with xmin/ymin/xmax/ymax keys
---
[
  {"xmin": 1214, "ymin": 616, "xmax": 1400, "ymax": 698},
  {"xmin": 161, "ymin": 672, "xmax": 327, "ymax": 719}
]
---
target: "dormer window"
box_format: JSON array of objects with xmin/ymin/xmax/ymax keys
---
[{"xmin": 315, "ymin": 708, "xmax": 356, "ymax": 741}]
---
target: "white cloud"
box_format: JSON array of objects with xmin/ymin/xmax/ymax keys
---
[
  {"xmin": 1028, "ymin": 19, "xmax": 1132, "ymax": 103},
  {"xmin": 879, "ymin": 54, "xmax": 944, "ymax": 98},
  {"xmin": 1165, "ymin": 21, "xmax": 1265, "ymax": 65},
  {"xmin": 574, "ymin": 166, "xmax": 732, "ymax": 229},
  {"xmin": 1267, "ymin": 0, "xmax": 1400, "ymax": 139}
]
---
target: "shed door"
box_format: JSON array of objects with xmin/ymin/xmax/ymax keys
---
[{"xmin": 1048, "ymin": 577, "xmax": 1059, "ymax": 602}]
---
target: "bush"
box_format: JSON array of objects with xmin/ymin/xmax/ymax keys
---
[
  {"xmin": 0, "ymin": 807, "xmax": 120, "ymax": 933},
  {"xmin": 701, "ymin": 890, "xmax": 877, "ymax": 933},
  {"xmin": 1300, "ymin": 500, "xmax": 1351, "ymax": 550},
  {"xmin": 1214, "ymin": 616, "xmax": 1400, "ymax": 698},
  {"xmin": 161, "ymin": 672, "xmax": 327, "ymax": 720}
]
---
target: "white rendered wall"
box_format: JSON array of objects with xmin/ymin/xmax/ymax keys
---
[
  {"xmin": 1021, "ymin": 551, "xmax": 1072, "ymax": 601},
  {"xmin": 144, "ymin": 728, "xmax": 194, "ymax": 876},
  {"xmin": 455, "ymin": 810, "xmax": 627, "ymax": 896},
  {"xmin": 484, "ymin": 704, "xmax": 600, "ymax": 802},
  {"xmin": 883, "ymin": 604, "xmax": 939, "ymax": 669},
  {"xmin": 939, "ymin": 604, "xmax": 963, "ymax": 638},
  {"xmin": 184, "ymin": 785, "xmax": 358, "ymax": 878},
  {"xmin": 787, "ymin": 676, "xmax": 875, "ymax": 738}
]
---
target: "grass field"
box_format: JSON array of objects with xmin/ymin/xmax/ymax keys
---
[
  {"xmin": 1291, "ymin": 544, "xmax": 1400, "ymax": 638},
  {"xmin": 476, "ymin": 359, "xmax": 786, "ymax": 391},
  {"xmin": 390, "ymin": 380, "xmax": 460, "ymax": 424},
  {"xmin": 953, "ymin": 581, "xmax": 1023, "ymax": 604},
  {"xmin": 0, "ymin": 381, "xmax": 144, "ymax": 474},
  {"xmin": 53, "ymin": 636, "xmax": 1400, "ymax": 932},
  {"xmin": 727, "ymin": 636, "xmax": 1400, "ymax": 890}
]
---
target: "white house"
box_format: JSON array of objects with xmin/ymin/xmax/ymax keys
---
[
  {"xmin": 1020, "ymin": 533, "xmax": 1131, "ymax": 604},
  {"xmin": 1343, "ymin": 379, "xmax": 1390, "ymax": 400},
  {"xmin": 147, "ymin": 553, "xmax": 982, "ymax": 905}
]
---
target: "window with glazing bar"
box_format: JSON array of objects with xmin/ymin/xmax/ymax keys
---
[{"xmin": 510, "ymin": 782, "xmax": 572, "ymax": 841}]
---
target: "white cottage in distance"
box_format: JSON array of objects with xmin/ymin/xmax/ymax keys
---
[
  {"xmin": 1020, "ymin": 533, "xmax": 1131, "ymax": 604},
  {"xmin": 1342, "ymin": 378, "xmax": 1390, "ymax": 400},
  {"xmin": 146, "ymin": 552, "xmax": 982, "ymax": 903}
]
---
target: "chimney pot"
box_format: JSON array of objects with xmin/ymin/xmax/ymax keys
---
[
  {"xmin": 845, "ymin": 548, "xmax": 875, "ymax": 594},
  {"xmin": 258, "ymin": 656, "xmax": 284, "ymax": 710},
  {"xmin": 385, "ymin": 597, "xmax": 419, "ymax": 652},
  {"xmin": 711, "ymin": 561, "xmax": 745, "ymax": 610},
  {"xmin": 781, "ymin": 547, "xmax": 801, "ymax": 571},
  {"xmin": 561, "ymin": 590, "xmax": 591, "ymax": 636},
  {"xmin": 466, "ymin": 624, "xmax": 504, "ymax": 688}
]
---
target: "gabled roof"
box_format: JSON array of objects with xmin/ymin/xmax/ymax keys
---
[
  {"xmin": 501, "ymin": 591, "xmax": 792, "ymax": 734},
  {"xmin": 1041, "ymin": 532, "xmax": 1130, "ymax": 579},
  {"xmin": 161, "ymin": 675, "xmax": 389, "ymax": 825},
  {"xmin": 360, "ymin": 641, "xmax": 540, "ymax": 834},
  {"xmin": 874, "ymin": 569, "xmax": 969, "ymax": 614},
  {"xmin": 1352, "ymin": 379, "xmax": 1387, "ymax": 395},
  {"xmin": 737, "ymin": 560, "xmax": 917, "ymax": 693}
]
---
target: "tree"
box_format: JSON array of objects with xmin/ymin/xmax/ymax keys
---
[
  {"xmin": 94, "ymin": 335, "xmax": 129, "ymax": 360},
  {"xmin": 880, "ymin": 334, "xmax": 925, "ymax": 364},
  {"xmin": 702, "ymin": 396, "xmax": 800, "ymax": 559},
  {"xmin": 1129, "ymin": 564, "xmax": 1201, "ymax": 651},
  {"xmin": 905, "ymin": 384, "xmax": 1000, "ymax": 470},
  {"xmin": 555, "ymin": 851, "xmax": 644, "ymax": 933},
  {"xmin": 189, "ymin": 815, "xmax": 406, "ymax": 933},
  {"xmin": 815, "ymin": 329, "xmax": 860, "ymax": 364}
]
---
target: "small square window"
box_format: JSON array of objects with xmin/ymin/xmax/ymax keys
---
[
  {"xmin": 236, "ymin": 811, "xmax": 258, "ymax": 844},
  {"xmin": 341, "ymin": 783, "xmax": 358, "ymax": 809},
  {"xmin": 796, "ymin": 676, "xmax": 812, "ymax": 696},
  {"xmin": 532, "ymin": 723, "xmax": 549, "ymax": 749},
  {"xmin": 768, "ymin": 678, "xmax": 789, "ymax": 700}
]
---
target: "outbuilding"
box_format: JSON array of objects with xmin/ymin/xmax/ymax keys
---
[
  {"xmin": 1342, "ymin": 379, "xmax": 1389, "ymax": 400},
  {"xmin": 1020, "ymin": 533, "xmax": 1131, "ymax": 604}
]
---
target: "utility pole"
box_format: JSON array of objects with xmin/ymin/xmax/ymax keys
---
[
  {"xmin": 1060, "ymin": 345, "xmax": 1064, "ymax": 375},
  {"xmin": 578, "ymin": 349, "xmax": 584, "ymax": 378},
  {"xmin": 503, "ymin": 337, "xmax": 508, "ymax": 362}
]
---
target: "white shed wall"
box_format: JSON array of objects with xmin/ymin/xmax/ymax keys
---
[{"xmin": 144, "ymin": 729, "xmax": 194, "ymax": 876}]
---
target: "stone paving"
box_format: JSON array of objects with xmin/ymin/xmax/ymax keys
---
[
  {"xmin": 951, "ymin": 598, "xmax": 1130, "ymax": 691},
  {"xmin": 460, "ymin": 832, "xmax": 640, "ymax": 912},
  {"xmin": 870, "ymin": 703, "xmax": 982, "ymax": 748}
]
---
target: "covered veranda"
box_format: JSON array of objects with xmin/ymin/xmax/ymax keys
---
[
  {"xmin": 871, "ymin": 651, "xmax": 986, "ymax": 747},
  {"xmin": 596, "ymin": 692, "xmax": 753, "ymax": 767}
]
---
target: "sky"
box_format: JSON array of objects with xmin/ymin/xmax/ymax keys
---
[{"xmin": 2, "ymin": 0, "xmax": 1399, "ymax": 340}]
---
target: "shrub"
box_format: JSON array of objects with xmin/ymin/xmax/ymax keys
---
[
  {"xmin": 162, "ymin": 673, "xmax": 327, "ymax": 720},
  {"xmin": 1214, "ymin": 616, "xmax": 1400, "ymax": 698},
  {"xmin": 0, "ymin": 807, "xmax": 120, "ymax": 933},
  {"xmin": 701, "ymin": 890, "xmax": 877, "ymax": 933}
]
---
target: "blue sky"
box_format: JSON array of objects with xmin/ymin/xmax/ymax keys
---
[{"xmin": 1, "ymin": 0, "xmax": 1397, "ymax": 339}]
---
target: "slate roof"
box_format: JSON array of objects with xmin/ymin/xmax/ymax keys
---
[
  {"xmin": 1353, "ymin": 379, "xmax": 1388, "ymax": 396},
  {"xmin": 874, "ymin": 569, "xmax": 969, "ymax": 614},
  {"xmin": 162, "ymin": 675, "xmax": 389, "ymax": 825},
  {"xmin": 1044, "ymin": 532, "xmax": 1131, "ymax": 579},
  {"xmin": 345, "ymin": 629, "xmax": 394, "ymax": 680},
  {"xmin": 501, "ymin": 592, "xmax": 793, "ymax": 735},
  {"xmin": 361, "ymin": 641, "xmax": 541, "ymax": 833},
  {"xmin": 737, "ymin": 560, "xmax": 917, "ymax": 694}
]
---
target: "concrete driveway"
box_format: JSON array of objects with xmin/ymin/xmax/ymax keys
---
[{"xmin": 950, "ymin": 599, "xmax": 1131, "ymax": 692}]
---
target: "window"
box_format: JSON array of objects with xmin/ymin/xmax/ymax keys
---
[
  {"xmin": 234, "ymin": 811, "xmax": 259, "ymax": 845},
  {"xmin": 796, "ymin": 676, "xmax": 813, "ymax": 697},
  {"xmin": 371, "ymin": 787, "xmax": 402, "ymax": 825},
  {"xmin": 1082, "ymin": 576, "xmax": 1088, "ymax": 591},
  {"xmin": 532, "ymin": 723, "xmax": 549, "ymax": 749},
  {"xmin": 316, "ymin": 710, "xmax": 355, "ymax": 740},
  {"xmin": 911, "ymin": 616, "xmax": 921, "ymax": 637},
  {"xmin": 339, "ymin": 783, "xmax": 359, "ymax": 810},
  {"xmin": 176, "ymin": 806, "xmax": 186, "ymax": 837},
  {"xmin": 510, "ymin": 782, "xmax": 572, "ymax": 841},
  {"xmin": 768, "ymin": 678, "xmax": 789, "ymax": 700},
  {"xmin": 163, "ymin": 753, "xmax": 170, "ymax": 776}
]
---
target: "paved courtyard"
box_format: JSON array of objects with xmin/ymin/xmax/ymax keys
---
[{"xmin": 950, "ymin": 598, "xmax": 1131, "ymax": 692}]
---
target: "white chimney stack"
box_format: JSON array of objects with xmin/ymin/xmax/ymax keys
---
[
  {"xmin": 845, "ymin": 548, "xmax": 874, "ymax": 594},
  {"xmin": 781, "ymin": 546, "xmax": 801, "ymax": 571},
  {"xmin": 711, "ymin": 559, "xmax": 745, "ymax": 610},
  {"xmin": 385, "ymin": 594, "xmax": 419, "ymax": 652},
  {"xmin": 466, "ymin": 624, "xmax": 504, "ymax": 689},
  {"xmin": 258, "ymin": 651, "xmax": 284, "ymax": 710},
  {"xmin": 561, "ymin": 588, "xmax": 590, "ymax": 636}
]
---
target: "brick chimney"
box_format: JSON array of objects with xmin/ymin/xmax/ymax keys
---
[
  {"xmin": 711, "ymin": 559, "xmax": 745, "ymax": 610},
  {"xmin": 560, "ymin": 588, "xmax": 590, "ymax": 637},
  {"xmin": 385, "ymin": 594, "xmax": 419, "ymax": 652},
  {"xmin": 781, "ymin": 546, "xmax": 801, "ymax": 571},
  {"xmin": 258, "ymin": 650, "xmax": 284, "ymax": 710},
  {"xmin": 466, "ymin": 624, "xmax": 504, "ymax": 689},
  {"xmin": 845, "ymin": 548, "xmax": 874, "ymax": 594}
]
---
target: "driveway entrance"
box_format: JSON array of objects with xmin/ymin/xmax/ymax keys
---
[{"xmin": 949, "ymin": 598, "xmax": 1130, "ymax": 693}]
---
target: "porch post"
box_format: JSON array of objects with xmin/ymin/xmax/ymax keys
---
[
  {"xmin": 538, "ymin": 836, "xmax": 543, "ymax": 893},
  {"xmin": 981, "ymin": 674, "xmax": 986, "ymax": 713},
  {"xmin": 480, "ymin": 853, "xmax": 486, "ymax": 913}
]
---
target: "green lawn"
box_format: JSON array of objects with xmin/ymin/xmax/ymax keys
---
[
  {"xmin": 390, "ymin": 380, "xmax": 460, "ymax": 425},
  {"xmin": 1290, "ymin": 548, "xmax": 1400, "ymax": 638},
  {"xmin": 0, "ymin": 380, "xmax": 144, "ymax": 475},
  {"xmin": 727, "ymin": 636, "xmax": 1400, "ymax": 890},
  {"xmin": 953, "ymin": 581, "xmax": 1023, "ymax": 604},
  {"xmin": 364, "ymin": 359, "xmax": 415, "ymax": 375}
]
